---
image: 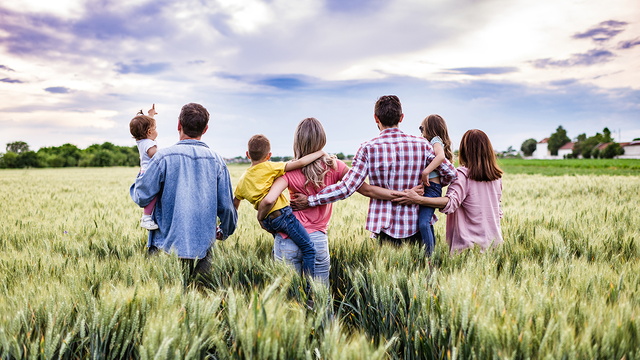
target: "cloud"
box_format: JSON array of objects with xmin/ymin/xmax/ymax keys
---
[
  {"xmin": 115, "ymin": 61, "xmax": 171, "ymax": 74},
  {"xmin": 0, "ymin": 65, "xmax": 15, "ymax": 71},
  {"xmin": 531, "ymin": 49, "xmax": 615, "ymax": 68},
  {"xmin": 1, "ymin": 78, "xmax": 23, "ymax": 83},
  {"xmin": 257, "ymin": 76, "xmax": 309, "ymax": 90},
  {"xmin": 444, "ymin": 67, "xmax": 519, "ymax": 76},
  {"xmin": 573, "ymin": 20, "xmax": 627, "ymax": 42},
  {"xmin": 45, "ymin": 86, "xmax": 71, "ymax": 94},
  {"xmin": 618, "ymin": 37, "xmax": 640, "ymax": 49},
  {"xmin": 325, "ymin": 0, "xmax": 386, "ymax": 13}
]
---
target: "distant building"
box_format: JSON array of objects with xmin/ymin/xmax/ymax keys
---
[
  {"xmin": 618, "ymin": 141, "xmax": 640, "ymax": 159},
  {"xmin": 530, "ymin": 138, "xmax": 575, "ymax": 159}
]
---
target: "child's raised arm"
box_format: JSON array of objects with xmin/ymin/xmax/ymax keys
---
[
  {"xmin": 421, "ymin": 142, "xmax": 445, "ymax": 186},
  {"xmin": 284, "ymin": 150, "xmax": 325, "ymax": 172}
]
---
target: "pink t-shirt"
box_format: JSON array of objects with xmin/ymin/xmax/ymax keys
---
[
  {"xmin": 283, "ymin": 160, "xmax": 348, "ymax": 235},
  {"xmin": 440, "ymin": 167, "xmax": 503, "ymax": 252}
]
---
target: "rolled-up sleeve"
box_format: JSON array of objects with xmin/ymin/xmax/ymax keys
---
[
  {"xmin": 437, "ymin": 159, "xmax": 457, "ymax": 187},
  {"xmin": 217, "ymin": 164, "xmax": 237, "ymax": 239},
  {"xmin": 308, "ymin": 145, "xmax": 369, "ymax": 207}
]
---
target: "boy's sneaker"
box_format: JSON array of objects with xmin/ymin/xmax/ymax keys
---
[{"xmin": 140, "ymin": 216, "xmax": 158, "ymax": 230}]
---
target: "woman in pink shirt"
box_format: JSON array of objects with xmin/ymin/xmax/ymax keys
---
[
  {"xmin": 394, "ymin": 129, "xmax": 503, "ymax": 253},
  {"xmin": 258, "ymin": 117, "xmax": 391, "ymax": 285}
]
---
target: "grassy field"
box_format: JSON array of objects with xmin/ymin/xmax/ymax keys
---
[
  {"xmin": 498, "ymin": 158, "xmax": 640, "ymax": 176},
  {"xmin": 0, "ymin": 165, "xmax": 639, "ymax": 359}
]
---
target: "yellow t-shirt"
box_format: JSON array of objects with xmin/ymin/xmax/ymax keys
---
[{"xmin": 234, "ymin": 161, "xmax": 289, "ymax": 213}]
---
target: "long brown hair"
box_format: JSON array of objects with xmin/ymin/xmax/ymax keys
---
[
  {"xmin": 293, "ymin": 118, "xmax": 335, "ymax": 188},
  {"xmin": 420, "ymin": 114, "xmax": 453, "ymax": 162},
  {"xmin": 458, "ymin": 129, "xmax": 502, "ymax": 181}
]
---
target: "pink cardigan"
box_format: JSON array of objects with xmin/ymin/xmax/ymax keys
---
[{"xmin": 440, "ymin": 167, "xmax": 503, "ymax": 252}]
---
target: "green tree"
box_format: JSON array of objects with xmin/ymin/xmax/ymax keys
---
[
  {"xmin": 520, "ymin": 138, "xmax": 537, "ymax": 156},
  {"xmin": 0, "ymin": 152, "xmax": 18, "ymax": 168},
  {"xmin": 6, "ymin": 141, "xmax": 29, "ymax": 154},
  {"xmin": 548, "ymin": 126, "xmax": 571, "ymax": 156},
  {"xmin": 600, "ymin": 143, "xmax": 624, "ymax": 159},
  {"xmin": 336, "ymin": 152, "xmax": 346, "ymax": 160}
]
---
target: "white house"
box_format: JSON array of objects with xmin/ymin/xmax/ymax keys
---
[
  {"xmin": 618, "ymin": 141, "xmax": 640, "ymax": 159},
  {"xmin": 531, "ymin": 138, "xmax": 575, "ymax": 159}
]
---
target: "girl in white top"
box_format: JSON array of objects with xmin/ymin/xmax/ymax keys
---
[
  {"xmin": 418, "ymin": 114, "xmax": 454, "ymax": 256},
  {"xmin": 129, "ymin": 105, "xmax": 159, "ymax": 230}
]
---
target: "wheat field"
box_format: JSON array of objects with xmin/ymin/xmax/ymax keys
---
[{"xmin": 0, "ymin": 166, "xmax": 638, "ymax": 359}]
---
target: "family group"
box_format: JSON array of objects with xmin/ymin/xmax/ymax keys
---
[{"xmin": 129, "ymin": 95, "xmax": 503, "ymax": 283}]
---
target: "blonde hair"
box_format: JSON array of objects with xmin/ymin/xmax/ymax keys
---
[
  {"xmin": 420, "ymin": 114, "xmax": 453, "ymax": 162},
  {"xmin": 293, "ymin": 118, "xmax": 335, "ymax": 189}
]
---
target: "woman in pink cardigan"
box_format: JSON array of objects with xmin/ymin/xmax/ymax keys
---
[{"xmin": 393, "ymin": 129, "xmax": 503, "ymax": 252}]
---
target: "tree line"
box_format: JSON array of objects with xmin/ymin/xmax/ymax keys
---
[
  {"xmin": 0, "ymin": 141, "xmax": 139, "ymax": 169},
  {"xmin": 520, "ymin": 126, "xmax": 630, "ymax": 159}
]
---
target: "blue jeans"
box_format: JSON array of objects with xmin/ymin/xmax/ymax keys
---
[
  {"xmin": 418, "ymin": 182, "xmax": 443, "ymax": 256},
  {"xmin": 262, "ymin": 206, "xmax": 316, "ymax": 277},
  {"xmin": 273, "ymin": 231, "xmax": 330, "ymax": 287}
]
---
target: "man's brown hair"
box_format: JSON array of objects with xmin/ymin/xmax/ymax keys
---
[
  {"xmin": 248, "ymin": 134, "xmax": 270, "ymax": 160},
  {"xmin": 374, "ymin": 95, "xmax": 403, "ymax": 127},
  {"xmin": 179, "ymin": 103, "xmax": 209, "ymax": 138},
  {"xmin": 129, "ymin": 115, "xmax": 155, "ymax": 141},
  {"xmin": 458, "ymin": 129, "xmax": 503, "ymax": 182}
]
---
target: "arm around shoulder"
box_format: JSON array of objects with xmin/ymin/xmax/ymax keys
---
[{"xmin": 284, "ymin": 150, "xmax": 325, "ymax": 172}]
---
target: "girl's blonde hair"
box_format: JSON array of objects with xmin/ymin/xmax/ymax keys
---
[
  {"xmin": 293, "ymin": 118, "xmax": 335, "ymax": 189},
  {"xmin": 420, "ymin": 114, "xmax": 453, "ymax": 162},
  {"xmin": 458, "ymin": 129, "xmax": 503, "ymax": 181}
]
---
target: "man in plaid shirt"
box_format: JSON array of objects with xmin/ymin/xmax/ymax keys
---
[{"xmin": 291, "ymin": 95, "xmax": 456, "ymax": 244}]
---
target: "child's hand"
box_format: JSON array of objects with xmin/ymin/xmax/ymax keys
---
[
  {"xmin": 147, "ymin": 104, "xmax": 157, "ymax": 117},
  {"xmin": 421, "ymin": 169, "xmax": 431, "ymax": 187}
]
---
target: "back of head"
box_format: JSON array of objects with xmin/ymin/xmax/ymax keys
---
[
  {"xmin": 130, "ymin": 115, "xmax": 155, "ymax": 141},
  {"xmin": 294, "ymin": 117, "xmax": 334, "ymax": 188},
  {"xmin": 421, "ymin": 114, "xmax": 453, "ymax": 162},
  {"xmin": 179, "ymin": 103, "xmax": 209, "ymax": 138},
  {"xmin": 248, "ymin": 134, "xmax": 270, "ymax": 160},
  {"xmin": 458, "ymin": 129, "xmax": 503, "ymax": 181},
  {"xmin": 374, "ymin": 95, "xmax": 403, "ymax": 127}
]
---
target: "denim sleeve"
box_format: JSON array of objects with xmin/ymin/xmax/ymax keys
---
[
  {"xmin": 217, "ymin": 163, "xmax": 238, "ymax": 239},
  {"xmin": 130, "ymin": 156, "xmax": 164, "ymax": 207}
]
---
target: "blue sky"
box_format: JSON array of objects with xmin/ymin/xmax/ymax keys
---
[{"xmin": 0, "ymin": 0, "xmax": 639, "ymax": 158}]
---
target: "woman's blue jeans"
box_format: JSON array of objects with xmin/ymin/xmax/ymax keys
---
[
  {"xmin": 261, "ymin": 206, "xmax": 316, "ymax": 277},
  {"xmin": 418, "ymin": 182, "xmax": 443, "ymax": 256}
]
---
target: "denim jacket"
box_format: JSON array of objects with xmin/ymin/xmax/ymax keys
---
[{"xmin": 130, "ymin": 139, "xmax": 237, "ymax": 259}]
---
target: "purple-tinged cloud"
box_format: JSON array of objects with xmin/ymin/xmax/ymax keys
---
[
  {"xmin": 325, "ymin": 0, "xmax": 386, "ymax": 13},
  {"xmin": 444, "ymin": 67, "xmax": 518, "ymax": 75},
  {"xmin": 115, "ymin": 61, "xmax": 170, "ymax": 74},
  {"xmin": 0, "ymin": 65, "xmax": 15, "ymax": 72},
  {"xmin": 258, "ymin": 76, "xmax": 307, "ymax": 90},
  {"xmin": 532, "ymin": 49, "xmax": 615, "ymax": 68},
  {"xmin": 549, "ymin": 79, "xmax": 578, "ymax": 86},
  {"xmin": 45, "ymin": 87, "xmax": 71, "ymax": 94},
  {"xmin": 618, "ymin": 38, "xmax": 640, "ymax": 50},
  {"xmin": 1, "ymin": 78, "xmax": 22, "ymax": 83},
  {"xmin": 573, "ymin": 20, "xmax": 627, "ymax": 42}
]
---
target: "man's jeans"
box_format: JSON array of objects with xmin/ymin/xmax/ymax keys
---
[
  {"xmin": 262, "ymin": 206, "xmax": 316, "ymax": 277},
  {"xmin": 273, "ymin": 231, "xmax": 330, "ymax": 287},
  {"xmin": 418, "ymin": 182, "xmax": 443, "ymax": 256}
]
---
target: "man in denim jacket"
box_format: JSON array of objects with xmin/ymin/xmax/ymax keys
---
[{"xmin": 130, "ymin": 103, "xmax": 237, "ymax": 277}]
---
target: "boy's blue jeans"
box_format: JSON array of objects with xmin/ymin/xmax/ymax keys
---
[
  {"xmin": 418, "ymin": 183, "xmax": 443, "ymax": 256},
  {"xmin": 261, "ymin": 206, "xmax": 316, "ymax": 277}
]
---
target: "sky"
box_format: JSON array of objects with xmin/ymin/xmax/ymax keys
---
[{"xmin": 1, "ymin": 0, "xmax": 639, "ymax": 158}]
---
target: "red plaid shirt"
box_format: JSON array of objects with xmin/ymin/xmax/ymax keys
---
[{"xmin": 308, "ymin": 128, "xmax": 457, "ymax": 238}]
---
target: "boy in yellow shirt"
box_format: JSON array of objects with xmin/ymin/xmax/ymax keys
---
[{"xmin": 234, "ymin": 134, "xmax": 325, "ymax": 278}]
